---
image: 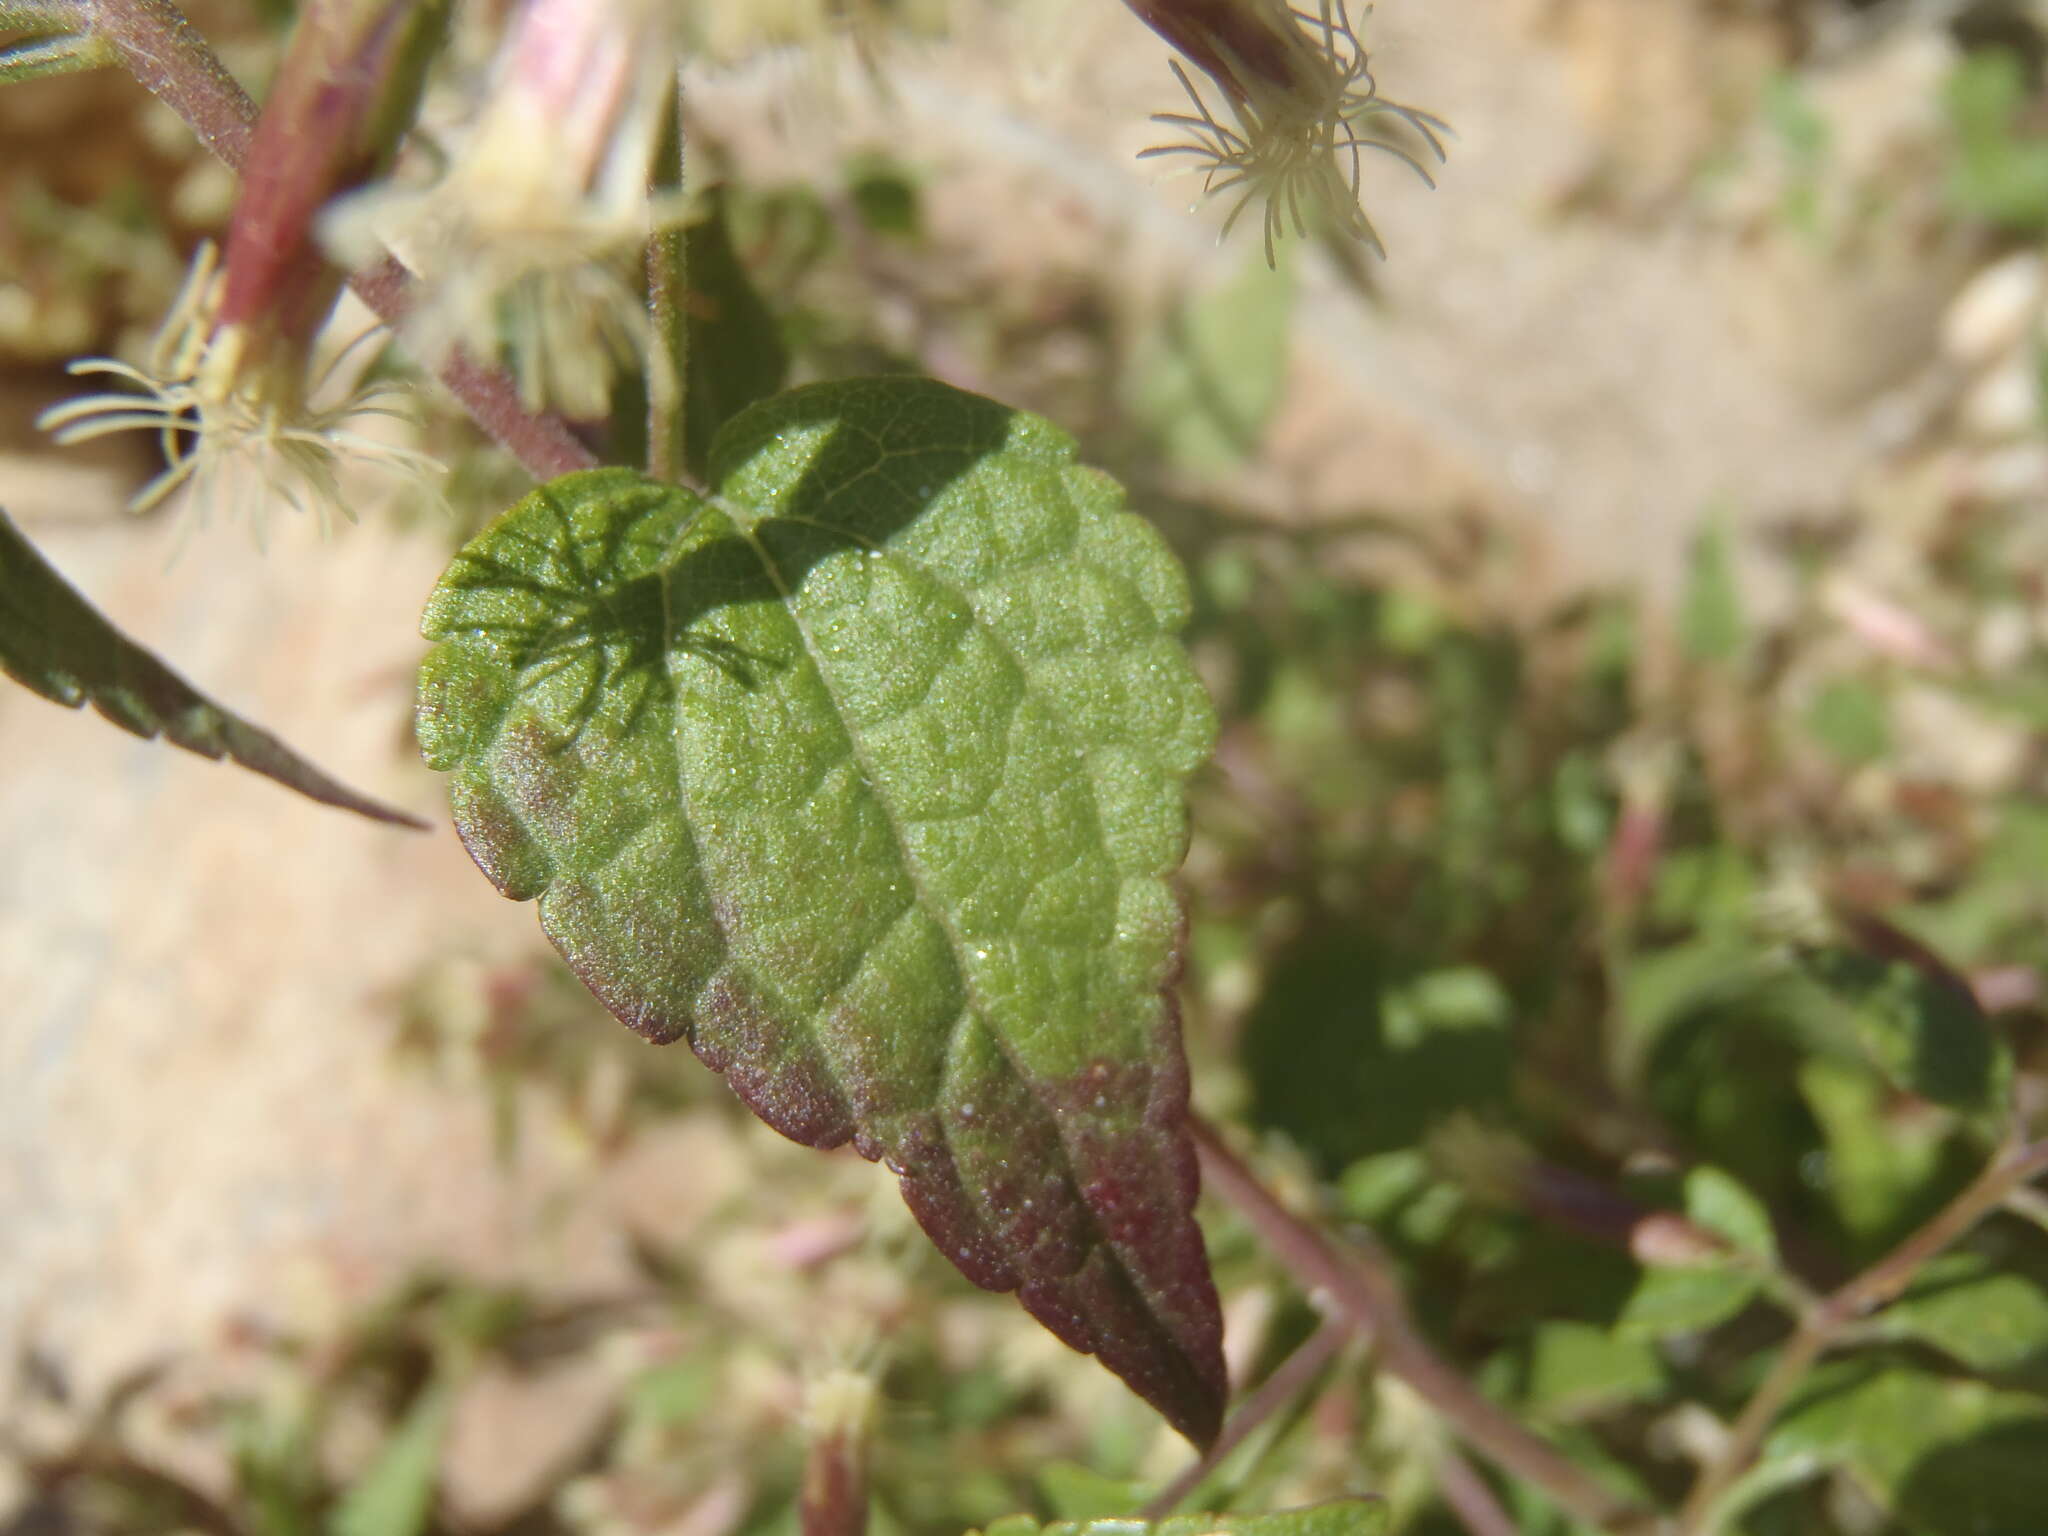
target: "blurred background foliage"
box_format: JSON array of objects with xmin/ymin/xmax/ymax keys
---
[{"xmin": 12, "ymin": 1, "xmax": 2048, "ymax": 1534}]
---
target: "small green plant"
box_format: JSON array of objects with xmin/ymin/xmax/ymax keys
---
[{"xmin": 7, "ymin": 5, "xmax": 2048, "ymax": 1536}]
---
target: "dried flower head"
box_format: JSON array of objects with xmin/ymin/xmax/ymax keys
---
[
  {"xmin": 1133, "ymin": 0, "xmax": 1448, "ymax": 264},
  {"xmin": 323, "ymin": 0, "xmax": 681, "ymax": 420},
  {"xmin": 37, "ymin": 243, "xmax": 442, "ymax": 544}
]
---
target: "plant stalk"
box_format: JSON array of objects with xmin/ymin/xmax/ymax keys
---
[
  {"xmin": 1191, "ymin": 1117, "xmax": 1648, "ymax": 1535},
  {"xmin": 1141, "ymin": 1316, "xmax": 1346, "ymax": 1519},
  {"xmin": 1675, "ymin": 1136, "xmax": 2048, "ymax": 1533},
  {"xmin": 86, "ymin": 0, "xmax": 598, "ymax": 481},
  {"xmin": 1434, "ymin": 1448, "xmax": 1519, "ymax": 1536}
]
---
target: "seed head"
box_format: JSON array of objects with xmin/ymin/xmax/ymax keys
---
[
  {"xmin": 1132, "ymin": 0, "xmax": 1448, "ymax": 264},
  {"xmin": 37, "ymin": 243, "xmax": 442, "ymax": 544}
]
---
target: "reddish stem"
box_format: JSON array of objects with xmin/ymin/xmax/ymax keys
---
[
  {"xmin": 1191, "ymin": 1117, "xmax": 1645, "ymax": 1534},
  {"xmin": 87, "ymin": 0, "xmax": 598, "ymax": 481}
]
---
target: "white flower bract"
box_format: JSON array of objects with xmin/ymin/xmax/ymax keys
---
[{"xmin": 36, "ymin": 244, "xmax": 443, "ymax": 544}]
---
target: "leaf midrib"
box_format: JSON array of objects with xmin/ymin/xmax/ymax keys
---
[{"xmin": 717, "ymin": 483, "xmax": 1161, "ymax": 1286}]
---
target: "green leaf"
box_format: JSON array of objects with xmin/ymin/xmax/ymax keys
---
[
  {"xmin": 1684, "ymin": 1166, "xmax": 1776, "ymax": 1265},
  {"xmin": 1129, "ymin": 249, "xmax": 1294, "ymax": 474},
  {"xmin": 1879, "ymin": 1253, "xmax": 2048, "ymax": 1376},
  {"xmin": 1793, "ymin": 943, "xmax": 2007, "ymax": 1116},
  {"xmin": 1241, "ymin": 933, "xmax": 1511, "ymax": 1175},
  {"xmin": 1770, "ymin": 1359, "xmax": 2048, "ymax": 1530},
  {"xmin": 1618, "ymin": 1168, "xmax": 1778, "ymax": 1338},
  {"xmin": 1036, "ymin": 1462, "xmax": 1148, "ymax": 1522},
  {"xmin": 845, "ymin": 151, "xmax": 924, "ymax": 240},
  {"xmin": 974, "ymin": 1498, "xmax": 1386, "ymax": 1536},
  {"xmin": 1799, "ymin": 1056, "xmax": 1954, "ymax": 1246},
  {"xmin": 328, "ymin": 1386, "xmax": 451, "ymax": 1536},
  {"xmin": 417, "ymin": 378, "xmax": 1225, "ymax": 1443},
  {"xmin": 0, "ymin": 508, "xmax": 423, "ymax": 827},
  {"xmin": 1517, "ymin": 1322, "xmax": 1666, "ymax": 1421},
  {"xmin": 1617, "ymin": 1263, "xmax": 1759, "ymax": 1339}
]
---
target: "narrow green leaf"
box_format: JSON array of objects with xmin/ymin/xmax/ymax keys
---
[
  {"xmin": 0, "ymin": 30, "xmax": 112, "ymax": 85},
  {"xmin": 974, "ymin": 1498, "xmax": 1387, "ymax": 1536},
  {"xmin": 417, "ymin": 378, "xmax": 1225, "ymax": 1443},
  {"xmin": 1799, "ymin": 1056, "xmax": 1952, "ymax": 1245},
  {"xmin": 0, "ymin": 509, "xmax": 424, "ymax": 827},
  {"xmin": 681, "ymin": 184, "xmax": 790, "ymax": 481},
  {"xmin": 845, "ymin": 151, "xmax": 924, "ymax": 240},
  {"xmin": 1945, "ymin": 49, "xmax": 2048, "ymax": 230},
  {"xmin": 1806, "ymin": 677, "xmax": 1890, "ymax": 765},
  {"xmin": 328, "ymin": 1386, "xmax": 451, "ymax": 1536}
]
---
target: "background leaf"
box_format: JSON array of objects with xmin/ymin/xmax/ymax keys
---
[
  {"xmin": 417, "ymin": 378, "xmax": 1225, "ymax": 1443},
  {"xmin": 1878, "ymin": 1253, "xmax": 2048, "ymax": 1377},
  {"xmin": 680, "ymin": 183, "xmax": 790, "ymax": 481},
  {"xmin": 1770, "ymin": 1359, "xmax": 2048, "ymax": 1530},
  {"xmin": 0, "ymin": 507, "xmax": 423, "ymax": 827},
  {"xmin": 1128, "ymin": 250, "xmax": 1295, "ymax": 475},
  {"xmin": 1793, "ymin": 942, "xmax": 2007, "ymax": 1117}
]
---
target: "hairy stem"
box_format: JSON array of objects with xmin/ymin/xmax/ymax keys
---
[
  {"xmin": 86, "ymin": 0, "xmax": 598, "ymax": 481},
  {"xmin": 349, "ymin": 258, "xmax": 598, "ymax": 480},
  {"xmin": 87, "ymin": 0, "xmax": 251, "ymax": 162},
  {"xmin": 1675, "ymin": 1136, "xmax": 2048, "ymax": 1533},
  {"xmin": 1191, "ymin": 1118, "xmax": 1647, "ymax": 1535},
  {"xmin": 1, "ymin": 0, "xmax": 90, "ymax": 26}
]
